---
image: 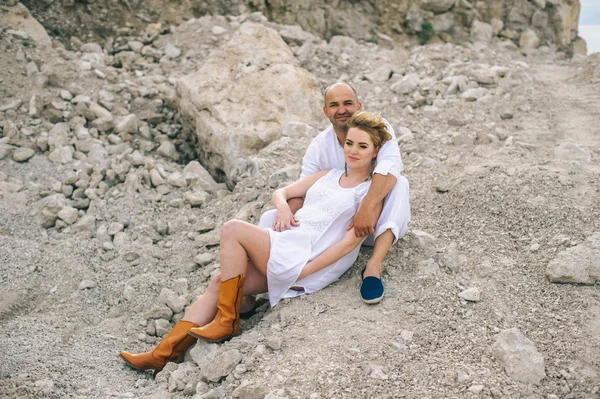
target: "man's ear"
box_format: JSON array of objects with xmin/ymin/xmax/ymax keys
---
[
  {"xmin": 357, "ymin": 101, "xmax": 363, "ymax": 111},
  {"xmin": 322, "ymin": 105, "xmax": 328, "ymax": 116}
]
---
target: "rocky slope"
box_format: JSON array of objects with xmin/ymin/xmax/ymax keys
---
[
  {"xmin": 18, "ymin": 0, "xmax": 586, "ymax": 53},
  {"xmin": 1, "ymin": 3, "xmax": 600, "ymax": 399}
]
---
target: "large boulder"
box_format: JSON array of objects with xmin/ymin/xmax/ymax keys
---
[
  {"xmin": 0, "ymin": 3, "xmax": 51, "ymax": 47},
  {"xmin": 178, "ymin": 22, "xmax": 322, "ymax": 188}
]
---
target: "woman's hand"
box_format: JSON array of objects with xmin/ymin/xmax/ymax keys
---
[{"xmin": 272, "ymin": 204, "xmax": 300, "ymax": 232}]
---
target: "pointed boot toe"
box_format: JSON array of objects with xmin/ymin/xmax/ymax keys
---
[
  {"xmin": 119, "ymin": 350, "xmax": 162, "ymax": 371},
  {"xmin": 119, "ymin": 320, "xmax": 198, "ymax": 372}
]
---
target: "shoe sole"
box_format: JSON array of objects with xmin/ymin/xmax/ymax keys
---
[
  {"xmin": 187, "ymin": 330, "xmax": 236, "ymax": 343},
  {"xmin": 361, "ymin": 294, "xmax": 384, "ymax": 304}
]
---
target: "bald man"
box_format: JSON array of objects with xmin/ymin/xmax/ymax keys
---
[{"xmin": 258, "ymin": 82, "xmax": 410, "ymax": 304}]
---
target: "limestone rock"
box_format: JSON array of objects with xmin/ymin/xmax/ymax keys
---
[
  {"xmin": 553, "ymin": 142, "xmax": 592, "ymax": 163},
  {"xmin": 49, "ymin": 146, "xmax": 74, "ymax": 164},
  {"xmin": 471, "ymin": 21, "xmax": 493, "ymax": 43},
  {"xmin": 409, "ymin": 230, "xmax": 437, "ymax": 250},
  {"xmin": 461, "ymin": 88, "xmax": 488, "ymax": 101},
  {"xmin": 546, "ymin": 233, "xmax": 600, "ymax": 285},
  {"xmin": 459, "ymin": 287, "xmax": 481, "ymax": 302},
  {"xmin": 184, "ymin": 190, "xmax": 208, "ymax": 207},
  {"xmin": 183, "ymin": 161, "xmax": 220, "ymax": 191},
  {"xmin": 57, "ymin": 206, "xmax": 79, "ymax": 225},
  {"xmin": 0, "ymin": 145, "xmax": 14, "ymax": 160},
  {"xmin": 35, "ymin": 194, "xmax": 66, "ymax": 228},
  {"xmin": 193, "ymin": 253, "xmax": 214, "ymax": 266},
  {"xmin": 391, "ymin": 74, "xmax": 419, "ymax": 95},
  {"xmin": 178, "ymin": 22, "xmax": 322, "ymax": 188},
  {"xmin": 73, "ymin": 214, "xmax": 96, "ymax": 233},
  {"xmin": 157, "ymin": 141, "xmax": 179, "ymax": 161},
  {"xmin": 201, "ymin": 349, "xmax": 242, "ymax": 382},
  {"xmin": 492, "ymin": 328, "xmax": 546, "ymax": 384},
  {"xmin": 0, "ymin": 3, "xmax": 51, "ymax": 47},
  {"xmin": 113, "ymin": 114, "xmax": 139, "ymax": 134},
  {"xmin": 12, "ymin": 148, "xmax": 35, "ymax": 162},
  {"xmin": 419, "ymin": 0, "xmax": 455, "ymax": 14},
  {"xmin": 520, "ymin": 29, "xmax": 541, "ymax": 51}
]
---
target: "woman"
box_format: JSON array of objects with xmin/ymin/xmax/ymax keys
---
[{"xmin": 120, "ymin": 111, "xmax": 392, "ymax": 371}]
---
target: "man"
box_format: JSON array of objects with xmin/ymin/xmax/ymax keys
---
[{"xmin": 258, "ymin": 82, "xmax": 410, "ymax": 304}]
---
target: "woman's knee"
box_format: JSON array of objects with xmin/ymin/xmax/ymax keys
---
[{"xmin": 220, "ymin": 219, "xmax": 244, "ymax": 240}]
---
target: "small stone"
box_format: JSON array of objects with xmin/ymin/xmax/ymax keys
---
[
  {"xmin": 12, "ymin": 148, "xmax": 35, "ymax": 162},
  {"xmin": 49, "ymin": 146, "xmax": 74, "ymax": 164},
  {"xmin": 123, "ymin": 285, "xmax": 135, "ymax": 301},
  {"xmin": 433, "ymin": 176, "xmax": 450, "ymax": 192},
  {"xmin": 167, "ymin": 172, "xmax": 186, "ymax": 187},
  {"xmin": 468, "ymin": 384, "xmax": 485, "ymax": 393},
  {"xmin": 266, "ymin": 336, "xmax": 283, "ymax": 350},
  {"xmin": 157, "ymin": 141, "xmax": 179, "ymax": 161},
  {"xmin": 73, "ymin": 214, "xmax": 96, "ymax": 232},
  {"xmin": 114, "ymin": 114, "xmax": 139, "ymax": 134},
  {"xmin": 149, "ymin": 169, "xmax": 166, "ymax": 187},
  {"xmin": 418, "ymin": 258, "xmax": 440, "ymax": 276},
  {"xmin": 147, "ymin": 306, "xmax": 173, "ymax": 320},
  {"xmin": 212, "ymin": 26, "xmax": 227, "ymax": 35},
  {"xmin": 184, "ymin": 190, "xmax": 208, "ymax": 207},
  {"xmin": 79, "ymin": 279, "xmax": 97, "ymax": 289},
  {"xmin": 193, "ymin": 253, "xmax": 214, "ymax": 266},
  {"xmin": 168, "ymin": 369, "xmax": 187, "ymax": 392},
  {"xmin": 57, "ymin": 206, "xmax": 79, "ymax": 225},
  {"xmin": 0, "ymin": 145, "xmax": 14, "ymax": 160},
  {"xmin": 155, "ymin": 220, "xmax": 169, "ymax": 235},
  {"xmin": 456, "ymin": 370, "xmax": 470, "ymax": 383},
  {"xmin": 155, "ymin": 319, "xmax": 172, "ymax": 336},
  {"xmin": 423, "ymin": 105, "xmax": 439, "ymax": 119},
  {"xmin": 409, "ymin": 230, "xmax": 437, "ymax": 250},
  {"xmin": 364, "ymin": 364, "xmax": 388, "ymax": 380},
  {"xmin": 108, "ymin": 222, "xmax": 124, "ymax": 236},
  {"xmin": 459, "ymin": 287, "xmax": 481, "ymax": 302},
  {"xmin": 530, "ymin": 243, "xmax": 540, "ymax": 252},
  {"xmin": 164, "ymin": 43, "xmax": 182, "ymax": 59},
  {"xmin": 201, "ymin": 349, "xmax": 242, "ymax": 382}
]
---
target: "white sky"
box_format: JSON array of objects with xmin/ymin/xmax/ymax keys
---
[{"xmin": 580, "ymin": 0, "xmax": 600, "ymax": 54}]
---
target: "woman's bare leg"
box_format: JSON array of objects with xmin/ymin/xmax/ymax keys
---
[
  {"xmin": 219, "ymin": 220, "xmax": 270, "ymax": 280},
  {"xmin": 182, "ymin": 220, "xmax": 270, "ymax": 326},
  {"xmin": 182, "ymin": 259, "xmax": 268, "ymax": 326}
]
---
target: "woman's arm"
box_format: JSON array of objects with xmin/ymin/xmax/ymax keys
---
[
  {"xmin": 271, "ymin": 170, "xmax": 329, "ymax": 231},
  {"xmin": 296, "ymin": 228, "xmax": 364, "ymax": 280}
]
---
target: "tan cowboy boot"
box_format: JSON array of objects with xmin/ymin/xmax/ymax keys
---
[
  {"xmin": 188, "ymin": 274, "xmax": 245, "ymax": 342},
  {"xmin": 120, "ymin": 320, "xmax": 198, "ymax": 371}
]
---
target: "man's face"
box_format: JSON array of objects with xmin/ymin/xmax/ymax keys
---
[{"xmin": 323, "ymin": 84, "xmax": 362, "ymax": 133}]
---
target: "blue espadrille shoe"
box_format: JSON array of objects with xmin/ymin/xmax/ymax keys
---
[{"xmin": 360, "ymin": 268, "xmax": 384, "ymax": 304}]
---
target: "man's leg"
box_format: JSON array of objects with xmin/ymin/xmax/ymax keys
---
[
  {"xmin": 363, "ymin": 229, "xmax": 394, "ymax": 278},
  {"xmin": 361, "ymin": 176, "xmax": 410, "ymax": 303}
]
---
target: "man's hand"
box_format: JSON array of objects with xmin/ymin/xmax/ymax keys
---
[{"xmin": 347, "ymin": 202, "xmax": 379, "ymax": 237}]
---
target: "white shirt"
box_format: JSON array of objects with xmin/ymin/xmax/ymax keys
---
[{"xmin": 300, "ymin": 120, "xmax": 402, "ymax": 179}]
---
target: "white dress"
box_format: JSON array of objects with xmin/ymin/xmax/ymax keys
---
[{"xmin": 265, "ymin": 169, "xmax": 371, "ymax": 307}]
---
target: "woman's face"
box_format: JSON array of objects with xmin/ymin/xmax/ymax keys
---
[{"xmin": 344, "ymin": 127, "xmax": 377, "ymax": 171}]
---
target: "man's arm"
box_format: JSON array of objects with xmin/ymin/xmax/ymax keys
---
[{"xmin": 348, "ymin": 180, "xmax": 391, "ymax": 237}]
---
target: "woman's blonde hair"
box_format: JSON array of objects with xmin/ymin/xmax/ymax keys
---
[{"xmin": 347, "ymin": 111, "xmax": 392, "ymax": 149}]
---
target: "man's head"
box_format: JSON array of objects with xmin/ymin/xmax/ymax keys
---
[{"xmin": 323, "ymin": 82, "xmax": 363, "ymax": 134}]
